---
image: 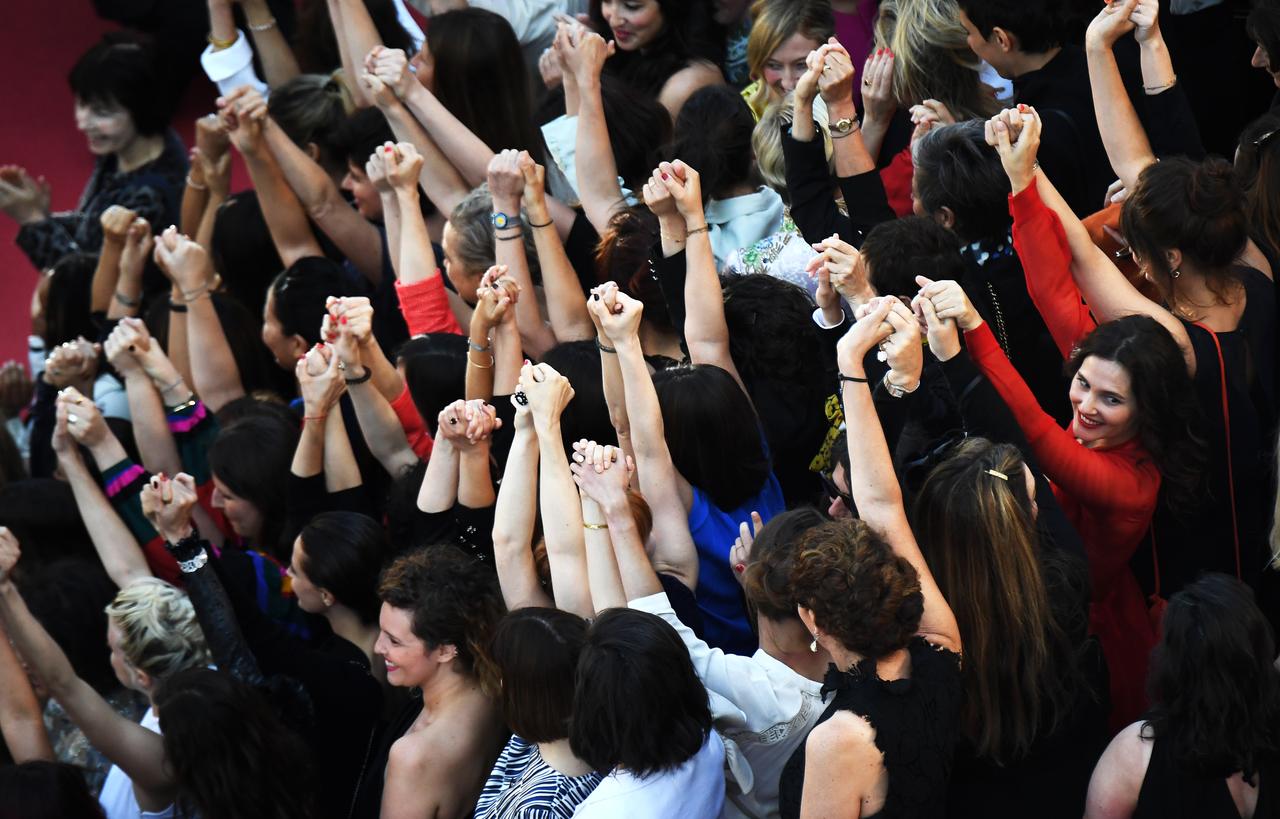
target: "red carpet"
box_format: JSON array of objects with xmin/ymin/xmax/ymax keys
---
[{"xmin": 0, "ymin": 3, "xmax": 242, "ymax": 366}]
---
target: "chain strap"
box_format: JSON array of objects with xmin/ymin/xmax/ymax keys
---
[{"xmin": 985, "ymin": 282, "xmax": 1011, "ymax": 358}]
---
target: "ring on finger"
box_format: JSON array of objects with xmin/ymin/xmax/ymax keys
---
[{"xmin": 67, "ymin": 413, "xmax": 79, "ymax": 424}]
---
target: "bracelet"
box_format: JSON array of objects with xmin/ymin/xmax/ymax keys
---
[
  {"xmin": 344, "ymin": 367, "xmax": 373, "ymax": 385},
  {"xmin": 659, "ymin": 231, "xmax": 687, "ymax": 243},
  {"xmin": 247, "ymin": 17, "xmax": 278, "ymax": 32},
  {"xmin": 583, "ymin": 522, "xmax": 609, "ymax": 530},
  {"xmin": 166, "ymin": 397, "xmax": 198, "ymax": 413},
  {"xmin": 468, "ymin": 338, "xmax": 491, "ymax": 353},
  {"xmin": 527, "ymin": 217, "xmax": 554, "ymax": 229},
  {"xmin": 838, "ymin": 373, "xmax": 870, "ymax": 386},
  {"xmin": 304, "ymin": 414, "xmax": 327, "ymax": 422},
  {"xmin": 830, "ymin": 126, "xmax": 860, "ymax": 140},
  {"xmin": 158, "ymin": 376, "xmax": 185, "ymax": 395},
  {"xmin": 207, "ymin": 31, "xmax": 238, "ymax": 49},
  {"xmin": 114, "ymin": 290, "xmax": 140, "ymax": 308},
  {"xmin": 467, "ymin": 350, "xmax": 494, "ymax": 369},
  {"xmin": 176, "ymin": 549, "xmax": 210, "ymax": 574},
  {"xmin": 174, "ymin": 284, "xmax": 211, "ymax": 304},
  {"xmin": 1143, "ymin": 75, "xmax": 1177, "ymax": 93},
  {"xmin": 185, "ymin": 174, "xmax": 208, "ymax": 191},
  {"xmin": 595, "ymin": 339, "xmax": 617, "ymax": 354},
  {"xmin": 168, "ymin": 529, "xmax": 207, "ymax": 572},
  {"xmin": 496, "ymin": 231, "xmax": 525, "ymax": 241},
  {"xmin": 168, "ymin": 298, "xmax": 188, "ymax": 313},
  {"xmin": 686, "ymin": 225, "xmax": 711, "ymax": 236}
]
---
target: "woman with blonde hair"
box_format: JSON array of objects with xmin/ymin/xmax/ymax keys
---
[{"xmin": 742, "ymin": 0, "xmax": 835, "ymax": 118}]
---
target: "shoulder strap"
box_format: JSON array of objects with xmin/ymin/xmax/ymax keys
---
[{"xmin": 1192, "ymin": 322, "xmax": 1243, "ymax": 581}]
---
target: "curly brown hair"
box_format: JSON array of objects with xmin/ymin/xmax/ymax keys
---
[
  {"xmin": 790, "ymin": 519, "xmax": 923, "ymax": 659},
  {"xmin": 378, "ymin": 546, "xmax": 505, "ymax": 696}
]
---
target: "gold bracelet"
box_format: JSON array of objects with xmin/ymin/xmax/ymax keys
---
[
  {"xmin": 207, "ymin": 31, "xmax": 238, "ymax": 49},
  {"xmin": 583, "ymin": 522, "xmax": 609, "ymax": 530},
  {"xmin": 467, "ymin": 350, "xmax": 494, "ymax": 369},
  {"xmin": 686, "ymin": 225, "xmax": 711, "ymax": 236}
]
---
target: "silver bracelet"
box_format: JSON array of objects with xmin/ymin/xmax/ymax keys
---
[
  {"xmin": 176, "ymin": 548, "xmax": 209, "ymax": 574},
  {"xmin": 248, "ymin": 17, "xmax": 278, "ymax": 32}
]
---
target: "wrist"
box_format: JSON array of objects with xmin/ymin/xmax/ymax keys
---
[
  {"xmin": 491, "ymin": 198, "xmax": 521, "ymax": 216},
  {"xmin": 826, "ymin": 100, "xmax": 857, "ymax": 121},
  {"xmin": 1009, "ymin": 172, "xmax": 1034, "ymax": 196},
  {"xmin": 600, "ymin": 495, "xmax": 632, "ymax": 519},
  {"xmin": 160, "ymin": 524, "xmax": 195, "ymax": 545},
  {"xmin": 959, "ymin": 315, "xmax": 984, "ymax": 333}
]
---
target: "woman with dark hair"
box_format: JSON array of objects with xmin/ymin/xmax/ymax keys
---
[
  {"xmin": 1236, "ymin": 113, "xmax": 1280, "ymax": 269},
  {"xmin": 774, "ymin": 298, "xmax": 963, "ymax": 819},
  {"xmin": 1249, "ymin": 0, "xmax": 1280, "ymax": 96},
  {"xmin": 0, "ymin": 761, "xmax": 106, "ymax": 819},
  {"xmin": 588, "ymin": 0, "xmax": 725, "ymax": 116},
  {"xmin": 991, "ymin": 107, "xmax": 1271, "ymax": 721},
  {"xmin": 1, "ymin": 32, "xmax": 186, "ymax": 274},
  {"xmin": 261, "ymin": 257, "xmax": 353, "ymax": 370},
  {"xmin": 570, "ymin": 608, "xmax": 725, "ymax": 818},
  {"xmin": 296, "ymin": 0, "xmax": 416, "ymax": 77},
  {"xmin": 1085, "ymin": 574, "xmax": 1280, "ymax": 817},
  {"xmin": 473, "ymin": 609, "xmax": 602, "ymax": 819},
  {"xmin": 354, "ymin": 546, "xmax": 508, "ymax": 819},
  {"xmin": 152, "ymin": 668, "xmax": 316, "ymax": 819},
  {"xmin": 208, "ymin": 413, "xmax": 301, "ymax": 564}
]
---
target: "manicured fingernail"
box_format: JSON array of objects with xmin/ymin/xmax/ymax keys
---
[
  {"xmin": 734, "ymin": 563, "xmax": 746, "ymax": 574},
  {"xmin": 385, "ymin": 146, "xmax": 394, "ymax": 154},
  {"xmin": 339, "ymin": 316, "xmax": 347, "ymax": 325},
  {"xmin": 661, "ymin": 172, "xmax": 668, "ymax": 180}
]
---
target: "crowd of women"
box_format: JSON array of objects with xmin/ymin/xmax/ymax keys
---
[{"xmin": 0, "ymin": 0, "xmax": 1278, "ymax": 816}]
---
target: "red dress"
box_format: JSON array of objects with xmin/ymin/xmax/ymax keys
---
[{"xmin": 963, "ymin": 184, "xmax": 1161, "ymax": 728}]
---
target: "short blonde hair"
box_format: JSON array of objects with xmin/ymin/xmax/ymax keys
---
[
  {"xmin": 105, "ymin": 579, "xmax": 210, "ymax": 681},
  {"xmin": 745, "ymin": 0, "xmax": 835, "ymax": 115},
  {"xmin": 753, "ymin": 93, "xmax": 832, "ymax": 198},
  {"xmin": 875, "ymin": 0, "xmax": 999, "ymax": 121}
]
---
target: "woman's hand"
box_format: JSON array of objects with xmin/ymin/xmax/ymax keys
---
[
  {"xmin": 729, "ymin": 511, "xmax": 764, "ymax": 588},
  {"xmin": 836, "ymin": 297, "xmax": 894, "ymax": 375},
  {"xmin": 56, "ymin": 387, "xmax": 109, "ymax": 449},
  {"xmin": 538, "ymin": 44, "xmax": 564, "ymax": 91},
  {"xmin": 988, "ymin": 106, "xmax": 1041, "ymax": 195},
  {"xmin": 657, "ymin": 160, "xmax": 705, "ymax": 225},
  {"xmin": 296, "ymin": 344, "xmax": 345, "ymax": 416},
  {"xmin": 0, "ymin": 527, "xmax": 21, "ymax": 585},
  {"xmin": 881, "ymin": 298, "xmax": 923, "ymax": 389},
  {"xmin": 140, "ymin": 472, "xmax": 199, "ymax": 544},
  {"xmin": 561, "ymin": 27, "xmax": 615, "ymax": 84},
  {"xmin": 153, "ymin": 226, "xmax": 215, "ymax": 294},
  {"xmin": 795, "ymin": 44, "xmax": 831, "ymax": 110},
  {"xmin": 642, "ymin": 167, "xmax": 680, "ymax": 221},
  {"xmin": 487, "ymin": 149, "xmax": 526, "ymax": 214},
  {"xmin": 99, "ymin": 205, "xmax": 138, "ymax": 246},
  {"xmin": 472, "ymin": 266, "xmax": 520, "ymax": 332},
  {"xmin": 915, "ymin": 276, "xmax": 982, "ymax": 332},
  {"xmin": 570, "ymin": 439, "xmax": 632, "ymax": 508},
  {"xmin": 119, "ymin": 217, "xmax": 154, "ymax": 284},
  {"xmin": 0, "ymin": 166, "xmax": 50, "ymax": 226},
  {"xmin": 586, "ymin": 282, "xmax": 621, "ymax": 343},
  {"xmin": 1085, "ymin": 0, "xmax": 1138, "ymax": 51},
  {"xmin": 438, "ymin": 399, "xmax": 501, "ymax": 449},
  {"xmin": 195, "ymin": 113, "xmax": 231, "ymax": 164},
  {"xmin": 365, "ymin": 146, "xmax": 393, "ymax": 197},
  {"xmin": 595, "ymin": 287, "xmax": 643, "ymax": 343},
  {"xmin": 913, "ymin": 291, "xmax": 961, "ymax": 362},
  {"xmin": 518, "ymin": 151, "xmax": 549, "ymax": 214},
  {"xmin": 519, "ymin": 362, "xmax": 574, "ymax": 428},
  {"xmin": 325, "ymin": 296, "xmax": 375, "ymax": 352},
  {"xmin": 103, "ymin": 321, "xmax": 143, "ymax": 377},
  {"xmin": 806, "ymin": 234, "xmax": 874, "ymax": 305},
  {"xmin": 384, "ymin": 142, "xmax": 424, "ymax": 195},
  {"xmin": 818, "ymin": 38, "xmax": 857, "ymax": 110},
  {"xmin": 44, "ymin": 338, "xmax": 99, "ymax": 391},
  {"xmin": 364, "ymin": 46, "xmax": 416, "ymax": 101},
  {"xmin": 861, "ymin": 47, "xmax": 896, "ymax": 124},
  {"xmin": 218, "ymin": 87, "xmax": 267, "ymax": 156}
]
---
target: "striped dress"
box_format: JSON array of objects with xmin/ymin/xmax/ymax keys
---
[{"xmin": 474, "ymin": 736, "xmax": 602, "ymax": 819}]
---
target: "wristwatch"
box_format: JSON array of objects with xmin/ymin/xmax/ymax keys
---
[
  {"xmin": 830, "ymin": 117, "xmax": 859, "ymax": 136},
  {"xmin": 882, "ymin": 372, "xmax": 920, "ymax": 399},
  {"xmin": 491, "ymin": 211, "xmax": 518, "ymax": 230}
]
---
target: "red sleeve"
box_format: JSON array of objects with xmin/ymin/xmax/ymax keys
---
[
  {"xmin": 879, "ymin": 147, "xmax": 915, "ymax": 218},
  {"xmin": 1009, "ymin": 184, "xmax": 1096, "ymax": 357},
  {"xmin": 965, "ymin": 323, "xmax": 1155, "ymax": 511},
  {"xmin": 390, "ymin": 385, "xmax": 434, "ymax": 459},
  {"xmin": 396, "ymin": 274, "xmax": 463, "ymax": 336}
]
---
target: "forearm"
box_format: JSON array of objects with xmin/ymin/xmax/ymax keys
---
[
  {"xmin": 492, "ymin": 427, "xmax": 547, "ymax": 609},
  {"xmin": 581, "ymin": 496, "xmax": 626, "ymax": 612},
  {"xmin": 395, "ymin": 188, "xmax": 440, "ymax": 285},
  {"xmin": 242, "ymin": 149, "xmax": 326, "ymax": 266},
  {"xmin": 327, "ymin": 0, "xmax": 380, "ymax": 107},
  {"xmin": 177, "ymin": 545, "xmax": 265, "ymax": 686},
  {"xmin": 464, "ymin": 325, "xmax": 496, "ymax": 402},
  {"xmin": 381, "ymin": 103, "xmax": 470, "ymax": 216},
  {"xmin": 403, "ymin": 83, "xmax": 494, "ymax": 186},
  {"xmin": 574, "ymin": 76, "xmax": 626, "ymax": 232},
  {"xmin": 457, "ymin": 447, "xmax": 495, "ymax": 508},
  {"xmin": 348, "ymin": 382, "xmax": 419, "ymax": 476},
  {"xmin": 417, "ymin": 437, "xmax": 459, "ymax": 513},
  {"xmin": 0, "ymin": 622, "xmax": 52, "ymax": 762},
  {"xmin": 528, "ymin": 201, "xmax": 593, "ymax": 341},
  {"xmin": 381, "ymin": 193, "xmax": 402, "ymax": 276},
  {"xmin": 681, "ymin": 227, "xmax": 737, "ymax": 381},
  {"xmin": 187, "ymin": 293, "xmax": 246, "ymax": 412},
  {"xmin": 602, "ymin": 495, "xmax": 662, "ymax": 601},
  {"xmin": 241, "ymin": 0, "xmax": 301, "ymax": 87},
  {"xmin": 859, "ymin": 114, "xmax": 891, "ymax": 164},
  {"xmin": 181, "ymin": 180, "xmax": 211, "ymax": 238},
  {"xmin": 829, "ymin": 103, "xmax": 875, "ymax": 177},
  {"xmin": 358, "ymin": 338, "xmax": 404, "ymax": 403},
  {"xmin": 292, "ymin": 416, "xmax": 325, "ymax": 478},
  {"xmin": 492, "ymin": 321, "xmax": 522, "ymax": 397},
  {"xmin": 166, "ymin": 305, "xmax": 195, "ymax": 392},
  {"xmin": 1139, "ymin": 37, "xmax": 1176, "ymax": 94},
  {"xmin": 90, "ymin": 239, "xmax": 125, "ymax": 314},
  {"xmin": 322, "ymin": 408, "xmax": 363, "ymax": 493},
  {"xmin": 493, "ymin": 204, "xmax": 556, "ymax": 358},
  {"xmin": 105, "ymin": 264, "xmax": 143, "ymax": 320},
  {"xmin": 0, "ymin": 583, "xmax": 80, "ymax": 702},
  {"xmin": 615, "ymin": 339, "xmax": 667, "ymax": 461},
  {"xmin": 122, "ymin": 371, "xmax": 183, "ymax": 477},
  {"xmin": 64, "ymin": 457, "xmax": 152, "ymax": 586},
  {"xmin": 194, "ymin": 191, "xmax": 224, "ymax": 251},
  {"xmin": 1086, "ymin": 44, "xmax": 1156, "ymax": 188},
  {"xmin": 535, "ymin": 419, "xmax": 593, "ymax": 618}
]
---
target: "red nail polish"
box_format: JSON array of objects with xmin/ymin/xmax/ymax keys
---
[
  {"xmin": 339, "ymin": 316, "xmax": 347, "ymax": 325},
  {"xmin": 661, "ymin": 172, "xmax": 668, "ymax": 180},
  {"xmin": 384, "ymin": 146, "xmax": 394, "ymax": 154}
]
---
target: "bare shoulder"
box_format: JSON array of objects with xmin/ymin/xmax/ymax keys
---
[
  {"xmin": 1084, "ymin": 721, "xmax": 1154, "ymax": 819},
  {"xmin": 807, "ymin": 710, "xmax": 879, "ymax": 759}
]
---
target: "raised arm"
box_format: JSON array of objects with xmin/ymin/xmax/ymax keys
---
[
  {"xmin": 657, "ymin": 161, "xmax": 745, "ymax": 390},
  {"xmin": 327, "ymin": 0, "xmax": 386, "ymax": 108},
  {"xmin": 489, "ymin": 150, "xmax": 557, "ymax": 358},
  {"xmin": 107, "ymin": 217, "xmax": 154, "ymax": 321},
  {"xmin": 520, "ymin": 153, "xmax": 594, "ymax": 341},
  {"xmin": 818, "ymin": 40, "xmax": 877, "ymax": 178},
  {"xmin": 595, "ymin": 291, "xmax": 699, "ymax": 589},
  {"xmin": 466, "ymin": 269, "xmax": 522, "ymax": 401},
  {"xmin": 586, "ymin": 282, "xmax": 634, "ymax": 465},
  {"xmin": 153, "ymin": 228, "xmax": 246, "ymax": 412},
  {"xmin": 569, "ymin": 441, "xmax": 636, "ymax": 611},
  {"xmin": 104, "ymin": 319, "xmax": 183, "ymax": 477},
  {"xmin": 522, "ymin": 363, "xmax": 593, "ymax": 618},
  {"xmin": 239, "ymin": 0, "xmax": 301, "ymax": 87},
  {"xmin": 0, "ymin": 529, "xmax": 173, "ymax": 807},
  {"xmin": 835, "ymin": 298, "xmax": 961, "ymax": 652},
  {"xmin": 92, "ymin": 206, "xmax": 135, "ymax": 314},
  {"xmin": 559, "ymin": 28, "xmax": 626, "ymax": 234},
  {"xmin": 0, "ymin": 616, "xmax": 52, "ymax": 763},
  {"xmin": 1084, "ymin": 0, "xmax": 1157, "ymax": 189},
  {"xmin": 491, "ymin": 403, "xmax": 553, "ymax": 610}
]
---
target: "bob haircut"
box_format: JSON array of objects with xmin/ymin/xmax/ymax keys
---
[
  {"xmin": 955, "ymin": 0, "xmax": 1066, "ymax": 54},
  {"xmin": 269, "ymin": 257, "xmax": 351, "ymax": 346},
  {"xmin": 861, "ymin": 216, "xmax": 965, "ymax": 298},
  {"xmin": 398, "ymin": 334, "xmax": 468, "ymax": 436},
  {"xmin": 68, "ymin": 32, "xmax": 170, "ymax": 136},
  {"xmin": 377, "ymin": 546, "xmax": 505, "ymax": 695},
  {"xmin": 297, "ymin": 512, "xmax": 390, "ymax": 625},
  {"xmin": 669, "ymin": 85, "xmax": 758, "ymax": 201},
  {"xmin": 490, "ymin": 607, "xmax": 588, "ymax": 743},
  {"xmin": 570, "ymin": 608, "xmax": 711, "ymax": 777},
  {"xmin": 208, "ymin": 413, "xmax": 301, "ymax": 561},
  {"xmin": 1144, "ymin": 573, "xmax": 1280, "ymax": 778},
  {"xmin": 742, "ymin": 507, "xmax": 827, "ymax": 621},
  {"xmin": 912, "ymin": 120, "xmax": 1013, "ymax": 242},
  {"xmin": 652, "ymin": 364, "xmax": 770, "ymax": 512}
]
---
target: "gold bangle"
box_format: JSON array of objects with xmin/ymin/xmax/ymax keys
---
[
  {"xmin": 207, "ymin": 31, "xmax": 238, "ymax": 49},
  {"xmin": 467, "ymin": 350, "xmax": 494, "ymax": 369},
  {"xmin": 583, "ymin": 522, "xmax": 609, "ymax": 530},
  {"xmin": 686, "ymin": 225, "xmax": 711, "ymax": 236}
]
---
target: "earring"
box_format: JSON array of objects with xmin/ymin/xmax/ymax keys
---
[
  {"xmin": 1172, "ymin": 269, "xmax": 1181, "ymax": 279},
  {"xmin": 809, "ymin": 634, "xmax": 819, "ymax": 653}
]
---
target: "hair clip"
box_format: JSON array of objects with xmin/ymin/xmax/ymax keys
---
[{"xmin": 985, "ymin": 469, "xmax": 1008, "ymax": 481}]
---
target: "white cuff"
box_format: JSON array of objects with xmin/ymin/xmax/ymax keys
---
[
  {"xmin": 811, "ymin": 306, "xmax": 846, "ymax": 330},
  {"xmin": 200, "ymin": 30, "xmax": 268, "ymax": 97}
]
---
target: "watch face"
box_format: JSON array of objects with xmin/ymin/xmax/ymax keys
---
[{"xmin": 492, "ymin": 212, "xmax": 510, "ymax": 229}]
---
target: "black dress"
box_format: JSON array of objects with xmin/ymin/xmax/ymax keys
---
[
  {"xmin": 1134, "ymin": 735, "xmax": 1280, "ymax": 819},
  {"xmin": 777, "ymin": 637, "xmax": 963, "ymax": 819}
]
